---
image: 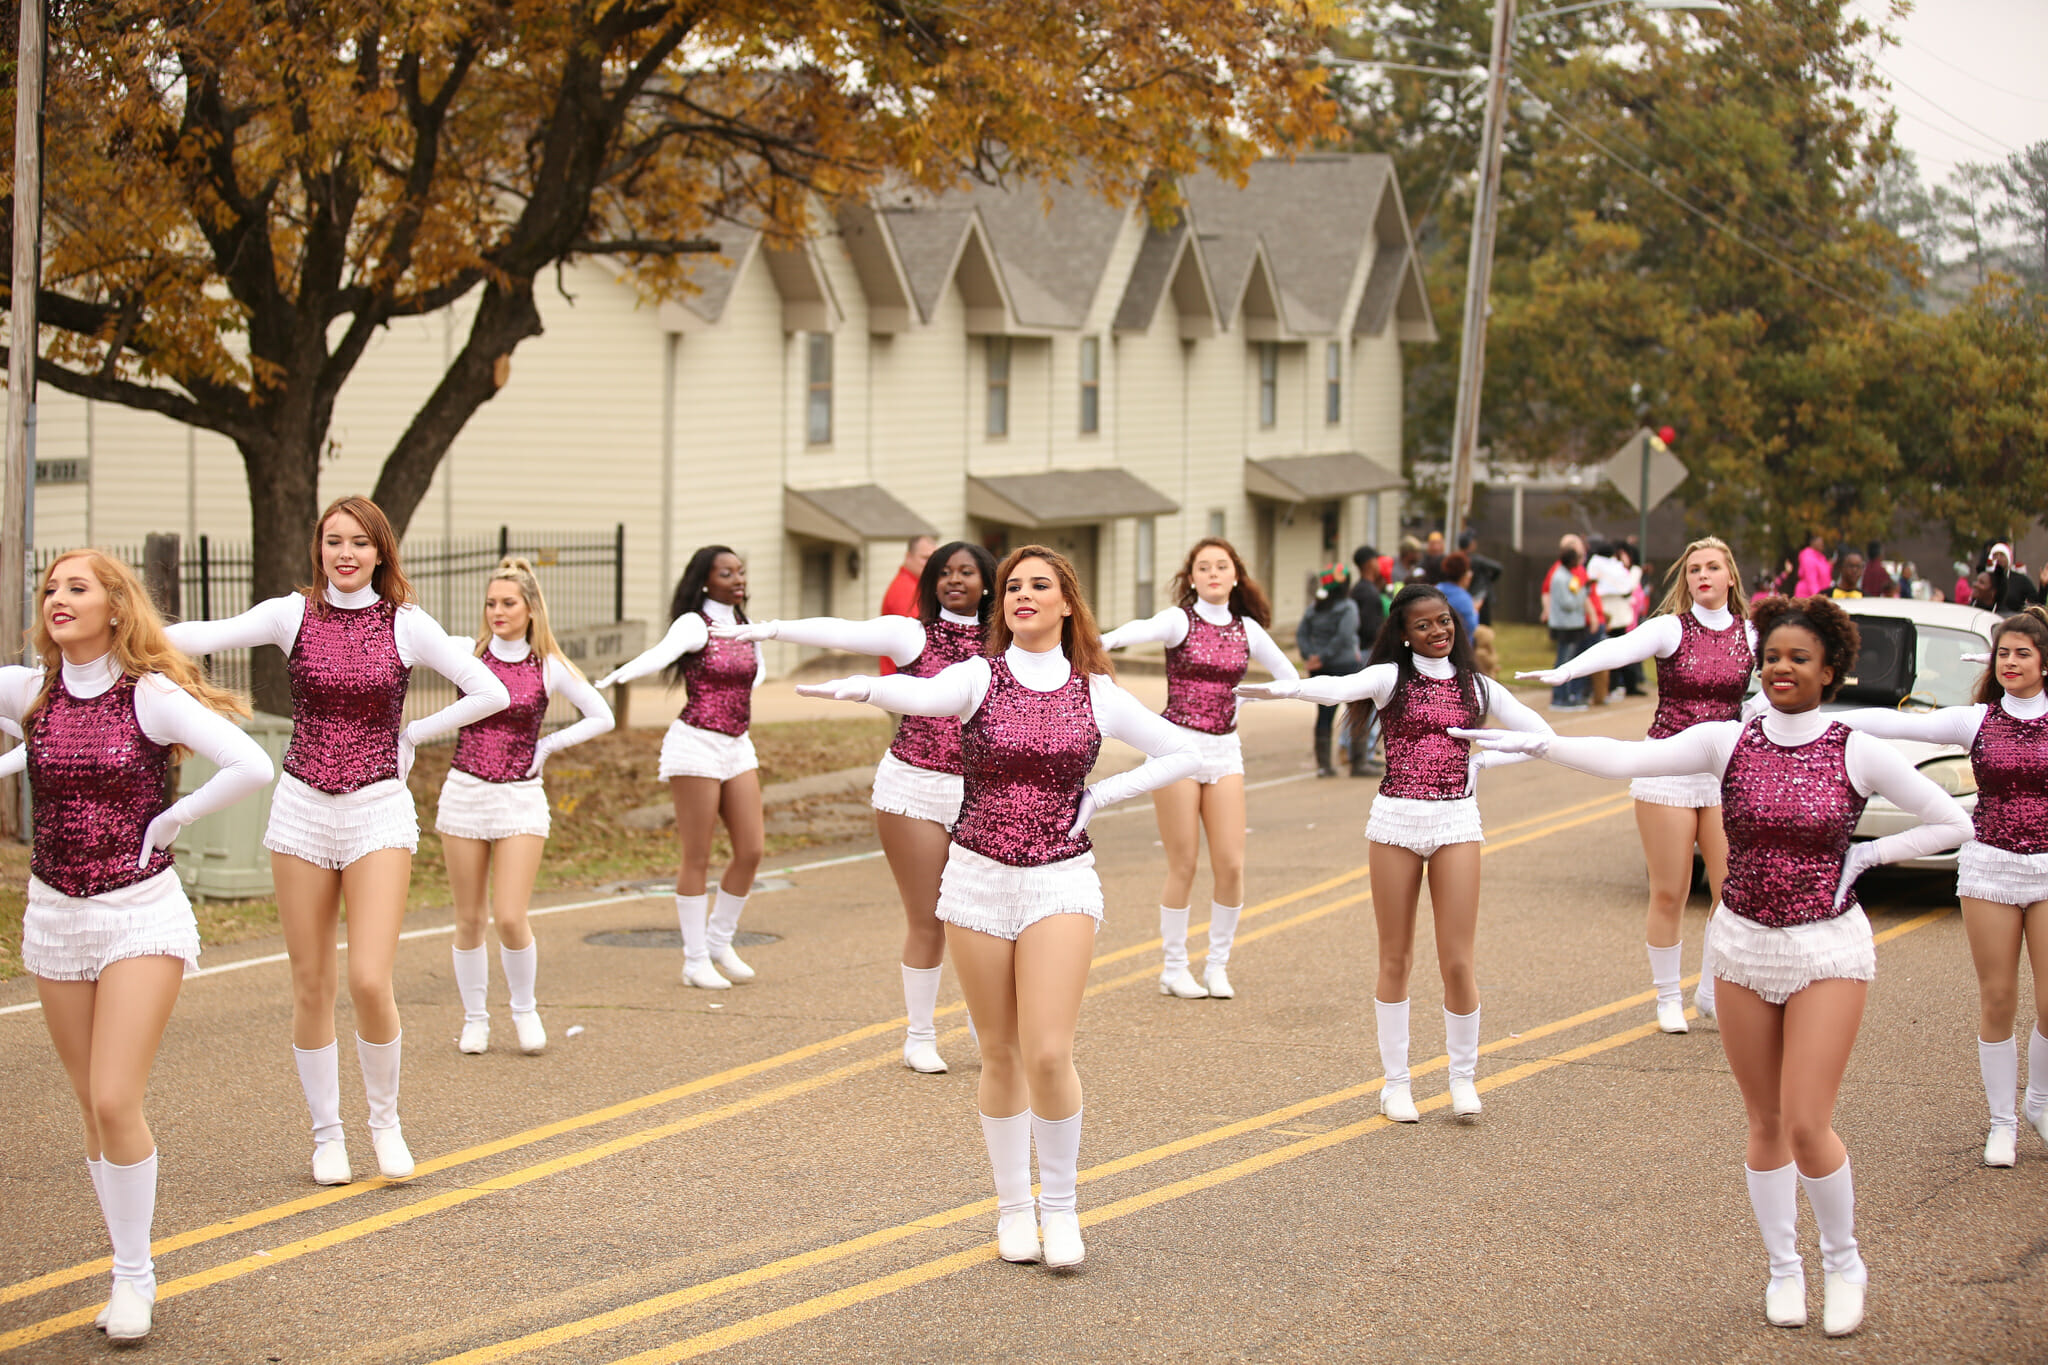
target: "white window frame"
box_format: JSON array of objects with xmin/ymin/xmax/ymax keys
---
[
  {"xmin": 1258, "ymin": 342, "xmax": 1278, "ymax": 429},
  {"xmin": 806, "ymin": 333, "xmax": 833, "ymax": 446},
  {"xmin": 1079, "ymin": 335, "xmax": 1101, "ymax": 434}
]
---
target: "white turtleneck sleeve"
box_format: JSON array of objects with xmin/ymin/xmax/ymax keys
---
[
  {"xmin": 1834, "ymin": 690, "xmax": 2048, "ymax": 749},
  {"xmin": 538, "ymin": 653, "xmax": 616, "ymax": 761},
  {"xmin": 598, "ymin": 612, "xmax": 710, "ymax": 688},
  {"xmin": 755, "ymin": 615, "xmax": 931, "ymax": 668},
  {"xmin": 163, "ymin": 593, "xmax": 309, "ymax": 656},
  {"xmin": 1099, "ymin": 606, "xmax": 1191, "ymax": 652}
]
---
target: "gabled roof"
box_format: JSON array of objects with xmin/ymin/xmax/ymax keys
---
[
  {"xmin": 1113, "ymin": 219, "xmax": 1221, "ymax": 339},
  {"xmin": 657, "ymin": 219, "xmax": 841, "ymax": 334}
]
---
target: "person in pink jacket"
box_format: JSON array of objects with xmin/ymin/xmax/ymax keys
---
[{"xmin": 1795, "ymin": 534, "xmax": 1834, "ymax": 598}]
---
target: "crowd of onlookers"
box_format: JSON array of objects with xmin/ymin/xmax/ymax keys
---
[
  {"xmin": 1758, "ymin": 535, "xmax": 2045, "ymax": 615},
  {"xmin": 1542, "ymin": 532, "xmax": 1651, "ymax": 711}
]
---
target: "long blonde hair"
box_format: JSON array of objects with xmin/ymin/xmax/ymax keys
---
[
  {"xmin": 986, "ymin": 545, "xmax": 1114, "ymax": 679},
  {"xmin": 475, "ymin": 557, "xmax": 583, "ymax": 678},
  {"xmin": 1654, "ymin": 536, "xmax": 1748, "ymax": 620},
  {"xmin": 26, "ymin": 550, "xmax": 251, "ymax": 756}
]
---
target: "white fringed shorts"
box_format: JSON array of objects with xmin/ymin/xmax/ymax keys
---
[
  {"xmin": 1169, "ymin": 725, "xmax": 1245, "ymax": 786},
  {"xmin": 1630, "ymin": 772, "xmax": 1723, "ymax": 809},
  {"xmin": 1708, "ymin": 904, "xmax": 1875, "ymax": 1006},
  {"xmin": 435, "ymin": 769, "xmax": 551, "ymax": 842},
  {"xmin": 22, "ymin": 868, "xmax": 200, "ymax": 980},
  {"xmin": 1955, "ymin": 839, "xmax": 2048, "ymax": 907},
  {"xmin": 869, "ymin": 751, "xmax": 964, "ymax": 826},
  {"xmin": 264, "ymin": 773, "xmax": 419, "ymax": 870},
  {"xmin": 935, "ymin": 843, "xmax": 1104, "ymax": 941},
  {"xmin": 658, "ymin": 720, "xmax": 759, "ymax": 783},
  {"xmin": 1366, "ymin": 793, "xmax": 1484, "ymax": 860}
]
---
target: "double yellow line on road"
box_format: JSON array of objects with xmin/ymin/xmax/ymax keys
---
[{"xmin": 0, "ymin": 790, "xmax": 1637, "ymax": 1354}]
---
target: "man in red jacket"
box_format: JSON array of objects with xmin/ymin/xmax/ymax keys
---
[{"xmin": 877, "ymin": 535, "xmax": 936, "ymax": 674}]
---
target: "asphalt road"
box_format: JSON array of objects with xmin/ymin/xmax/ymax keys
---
[{"xmin": 1, "ymin": 691, "xmax": 2042, "ymax": 1364}]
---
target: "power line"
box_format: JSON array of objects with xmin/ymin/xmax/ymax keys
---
[
  {"xmin": 1873, "ymin": 60, "xmax": 2025, "ymax": 157},
  {"xmin": 1901, "ymin": 34, "xmax": 2048, "ymax": 107}
]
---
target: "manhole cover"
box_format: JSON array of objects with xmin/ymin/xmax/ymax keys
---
[{"xmin": 584, "ymin": 929, "xmax": 781, "ymax": 949}]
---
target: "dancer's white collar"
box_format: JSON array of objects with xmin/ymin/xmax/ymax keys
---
[
  {"xmin": 2001, "ymin": 689, "xmax": 2048, "ymax": 719},
  {"xmin": 1412, "ymin": 651, "xmax": 1456, "ymax": 679},
  {"xmin": 1690, "ymin": 601, "xmax": 1735, "ymax": 630},
  {"xmin": 325, "ymin": 583, "xmax": 381, "ymax": 610},
  {"xmin": 1758, "ymin": 706, "xmax": 1833, "ymax": 746},
  {"xmin": 702, "ymin": 599, "xmax": 738, "ymax": 624},
  {"xmin": 488, "ymin": 635, "xmax": 533, "ymax": 663},
  {"xmin": 59, "ymin": 651, "xmax": 121, "ymax": 698},
  {"xmin": 1192, "ymin": 598, "xmax": 1234, "ymax": 625},
  {"xmin": 939, "ymin": 608, "xmax": 980, "ymax": 627}
]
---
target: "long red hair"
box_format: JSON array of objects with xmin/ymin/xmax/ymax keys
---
[
  {"xmin": 1170, "ymin": 536, "xmax": 1272, "ymax": 628},
  {"xmin": 986, "ymin": 545, "xmax": 1115, "ymax": 679},
  {"xmin": 303, "ymin": 495, "xmax": 414, "ymax": 607}
]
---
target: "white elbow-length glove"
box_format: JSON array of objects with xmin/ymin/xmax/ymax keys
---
[
  {"xmin": 1834, "ymin": 842, "xmax": 1882, "ymax": 911},
  {"xmin": 1448, "ymin": 726, "xmax": 1552, "ymax": 758},
  {"xmin": 794, "ymin": 678, "xmax": 874, "ymax": 703},
  {"xmin": 1233, "ymin": 680, "xmax": 1302, "ymax": 702},
  {"xmin": 1514, "ymin": 668, "xmax": 1572, "ymax": 687},
  {"xmin": 710, "ymin": 621, "xmax": 780, "ymax": 643}
]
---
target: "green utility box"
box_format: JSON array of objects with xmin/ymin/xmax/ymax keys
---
[{"xmin": 173, "ymin": 711, "xmax": 294, "ymax": 899}]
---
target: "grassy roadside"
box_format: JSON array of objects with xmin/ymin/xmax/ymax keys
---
[{"xmin": 0, "ymin": 715, "xmax": 895, "ymax": 983}]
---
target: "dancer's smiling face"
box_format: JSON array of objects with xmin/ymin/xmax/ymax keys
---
[
  {"xmin": 486, "ymin": 579, "xmax": 531, "ymax": 643},
  {"xmin": 1685, "ymin": 547, "xmax": 1732, "ymax": 611},
  {"xmin": 321, "ymin": 512, "xmax": 379, "ymax": 593},
  {"xmin": 1993, "ymin": 627, "xmax": 2045, "ymax": 700},
  {"xmin": 1759, "ymin": 623, "xmax": 1831, "ymax": 713},
  {"xmin": 1401, "ymin": 595, "xmax": 1458, "ymax": 660},
  {"xmin": 41, "ymin": 555, "xmax": 115, "ymax": 661},
  {"xmin": 1004, "ymin": 555, "xmax": 1070, "ymax": 651},
  {"xmin": 706, "ymin": 553, "xmax": 747, "ymax": 607},
  {"xmin": 936, "ymin": 549, "xmax": 985, "ymax": 616}
]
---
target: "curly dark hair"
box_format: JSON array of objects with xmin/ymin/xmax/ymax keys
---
[{"xmin": 1749, "ymin": 594, "xmax": 1860, "ymax": 702}]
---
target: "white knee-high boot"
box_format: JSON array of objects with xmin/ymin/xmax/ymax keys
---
[
  {"xmin": 1981, "ymin": 1034, "xmax": 2019, "ymax": 1165},
  {"xmin": 1375, "ymin": 997, "xmax": 1417, "ymax": 1121},
  {"xmin": 1204, "ymin": 901, "xmax": 1243, "ymax": 997},
  {"xmin": 293, "ymin": 1041, "xmax": 345, "ymax": 1145},
  {"xmin": 981, "ymin": 1110, "xmax": 1039, "ymax": 1262},
  {"xmin": 707, "ymin": 888, "xmax": 755, "ymax": 980},
  {"xmin": 675, "ymin": 893, "xmax": 726, "ymax": 989},
  {"xmin": 97, "ymin": 1151, "xmax": 159, "ymax": 1340},
  {"xmin": 500, "ymin": 943, "xmax": 538, "ymax": 1016},
  {"xmin": 1033, "ymin": 1109, "xmax": 1085, "ymax": 1267},
  {"xmin": 2025, "ymin": 1027, "xmax": 2048, "ymax": 1135},
  {"xmin": 356, "ymin": 1033, "xmax": 415, "ymax": 1179},
  {"xmin": 1158, "ymin": 907, "xmax": 1205, "ymax": 998},
  {"xmin": 1801, "ymin": 1158, "xmax": 1867, "ymax": 1336},
  {"xmin": 1445, "ymin": 1004, "xmax": 1483, "ymax": 1117},
  {"xmin": 901, "ymin": 964, "xmax": 946, "ymax": 1072},
  {"xmin": 452, "ymin": 945, "xmax": 490, "ymax": 1022},
  {"xmin": 1746, "ymin": 1162, "xmax": 1805, "ymax": 1326}
]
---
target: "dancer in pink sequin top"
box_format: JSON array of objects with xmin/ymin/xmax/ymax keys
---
[
  {"xmin": 1100, "ymin": 538, "xmax": 1298, "ymax": 1001},
  {"xmin": 1519, "ymin": 537, "xmax": 1760, "ymax": 1035},
  {"xmin": 1834, "ymin": 606, "xmax": 2048, "ymax": 1169},
  {"xmin": 799, "ymin": 546, "xmax": 1197, "ymax": 1270},
  {"xmin": 2, "ymin": 550, "xmax": 271, "ymax": 1343},
  {"xmin": 714, "ymin": 541, "xmax": 997, "ymax": 1074},
  {"xmin": 1461, "ymin": 596, "xmax": 1968, "ymax": 1338},
  {"xmin": 597, "ymin": 545, "xmax": 767, "ymax": 990},
  {"xmin": 166, "ymin": 496, "xmax": 509, "ymax": 1189},
  {"xmin": 1240, "ymin": 583, "xmax": 1551, "ymax": 1127},
  {"xmin": 439, "ymin": 559, "xmax": 613, "ymax": 1059}
]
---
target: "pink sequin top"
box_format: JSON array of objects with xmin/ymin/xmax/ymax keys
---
[
  {"xmin": 451, "ymin": 649, "xmax": 548, "ymax": 784},
  {"xmin": 1969, "ymin": 704, "xmax": 2048, "ymax": 855},
  {"xmin": 1379, "ymin": 671, "xmax": 1481, "ymax": 801},
  {"xmin": 1161, "ymin": 609, "xmax": 1251, "ymax": 736},
  {"xmin": 951, "ymin": 656, "xmax": 1102, "ymax": 867},
  {"xmin": 285, "ymin": 598, "xmax": 410, "ymax": 794},
  {"xmin": 888, "ymin": 616, "xmax": 986, "ymax": 775},
  {"xmin": 1720, "ymin": 718, "xmax": 1868, "ymax": 927},
  {"xmin": 28, "ymin": 675, "xmax": 176, "ymax": 897},
  {"xmin": 1647, "ymin": 611, "xmax": 1755, "ymax": 739},
  {"xmin": 677, "ymin": 617, "xmax": 756, "ymax": 738}
]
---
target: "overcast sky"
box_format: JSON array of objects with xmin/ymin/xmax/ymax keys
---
[{"xmin": 1845, "ymin": 0, "xmax": 2046, "ymax": 187}]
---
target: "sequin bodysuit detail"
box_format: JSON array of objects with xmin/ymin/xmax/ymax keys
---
[
  {"xmin": 29, "ymin": 676, "xmax": 176, "ymax": 897},
  {"xmin": 1719, "ymin": 718, "xmax": 1867, "ymax": 927},
  {"xmin": 285, "ymin": 598, "xmax": 409, "ymax": 794},
  {"xmin": 1647, "ymin": 611, "xmax": 1755, "ymax": 739},
  {"xmin": 1969, "ymin": 704, "xmax": 2048, "ymax": 855},
  {"xmin": 951, "ymin": 657, "xmax": 1101, "ymax": 867},
  {"xmin": 1161, "ymin": 609, "xmax": 1250, "ymax": 736},
  {"xmin": 888, "ymin": 617, "xmax": 985, "ymax": 776},
  {"xmin": 678, "ymin": 616, "xmax": 755, "ymax": 737},
  {"xmin": 452, "ymin": 650, "xmax": 548, "ymax": 783},
  {"xmin": 1378, "ymin": 670, "xmax": 1480, "ymax": 801}
]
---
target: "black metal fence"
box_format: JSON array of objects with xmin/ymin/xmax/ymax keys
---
[{"xmin": 34, "ymin": 526, "xmax": 625, "ymax": 730}]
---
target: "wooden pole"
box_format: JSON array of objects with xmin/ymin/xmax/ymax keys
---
[{"xmin": 1, "ymin": 0, "xmax": 44, "ymax": 840}]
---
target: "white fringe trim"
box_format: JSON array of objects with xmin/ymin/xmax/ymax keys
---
[
  {"xmin": 1630, "ymin": 772, "xmax": 1722, "ymax": 808},
  {"xmin": 1956, "ymin": 839, "xmax": 2048, "ymax": 906},
  {"xmin": 264, "ymin": 773, "xmax": 418, "ymax": 870},
  {"xmin": 869, "ymin": 751, "xmax": 963, "ymax": 826},
  {"xmin": 1174, "ymin": 725, "xmax": 1244, "ymax": 785},
  {"xmin": 1708, "ymin": 905, "xmax": 1875, "ymax": 1006},
  {"xmin": 22, "ymin": 872, "xmax": 199, "ymax": 980},
  {"xmin": 434, "ymin": 769, "xmax": 551, "ymax": 842},
  {"xmin": 936, "ymin": 843, "xmax": 1103, "ymax": 940},
  {"xmin": 1366, "ymin": 793, "xmax": 1483, "ymax": 857},
  {"xmin": 658, "ymin": 721, "xmax": 759, "ymax": 782}
]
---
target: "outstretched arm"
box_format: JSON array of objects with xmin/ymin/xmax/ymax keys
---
[
  {"xmin": 1517, "ymin": 615, "xmax": 1680, "ymax": 686},
  {"xmin": 715, "ymin": 615, "xmax": 928, "ymax": 668},
  {"xmin": 163, "ymin": 595, "xmax": 306, "ymax": 657},
  {"xmin": 596, "ymin": 614, "xmax": 707, "ymax": 689},
  {"xmin": 1238, "ymin": 662, "xmax": 1396, "ymax": 707},
  {"xmin": 796, "ymin": 657, "xmax": 989, "ymax": 719},
  {"xmin": 1099, "ymin": 607, "xmax": 1189, "ymax": 652},
  {"xmin": 1832, "ymin": 704, "xmax": 1982, "ymax": 748},
  {"xmin": 1453, "ymin": 721, "xmax": 1737, "ymax": 781}
]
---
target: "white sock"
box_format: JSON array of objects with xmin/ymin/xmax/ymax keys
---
[
  {"xmin": 1647, "ymin": 942, "xmax": 1683, "ymax": 1007},
  {"xmin": 1374, "ymin": 997, "xmax": 1411, "ymax": 1087},
  {"xmin": 99, "ymin": 1151, "xmax": 158, "ymax": 1291},
  {"xmin": 979, "ymin": 1110, "xmax": 1035, "ymax": 1217},
  {"xmin": 1444, "ymin": 1003, "xmax": 1481, "ymax": 1083},
  {"xmin": 500, "ymin": 943, "xmax": 539, "ymax": 1015},
  {"xmin": 1206, "ymin": 901, "xmax": 1244, "ymax": 968},
  {"xmin": 2027, "ymin": 1026, "xmax": 2048, "ymax": 1123},
  {"xmin": 1745, "ymin": 1162, "xmax": 1803, "ymax": 1282},
  {"xmin": 355, "ymin": 1033, "xmax": 404, "ymax": 1133},
  {"xmin": 1159, "ymin": 906, "xmax": 1191, "ymax": 975},
  {"xmin": 901, "ymin": 963, "xmax": 942, "ymax": 1044},
  {"xmin": 1032, "ymin": 1108, "xmax": 1083, "ymax": 1216},
  {"xmin": 451, "ymin": 945, "xmax": 489, "ymax": 1023},
  {"xmin": 708, "ymin": 888, "xmax": 748, "ymax": 954},
  {"xmin": 1980, "ymin": 1034, "xmax": 2019, "ymax": 1129},
  {"xmin": 1696, "ymin": 928, "xmax": 1719, "ymax": 1008},
  {"xmin": 87, "ymin": 1156, "xmax": 106, "ymax": 1204},
  {"xmin": 1800, "ymin": 1158, "xmax": 1867, "ymax": 1284},
  {"xmin": 293, "ymin": 1041, "xmax": 345, "ymax": 1144},
  {"xmin": 674, "ymin": 893, "xmax": 709, "ymax": 967}
]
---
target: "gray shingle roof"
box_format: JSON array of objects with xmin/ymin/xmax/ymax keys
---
[
  {"xmin": 674, "ymin": 221, "xmax": 762, "ymax": 324},
  {"xmin": 1183, "ymin": 156, "xmax": 1394, "ymax": 334},
  {"xmin": 879, "ymin": 204, "xmax": 976, "ymax": 323},
  {"xmin": 955, "ymin": 182, "xmax": 1129, "ymax": 328}
]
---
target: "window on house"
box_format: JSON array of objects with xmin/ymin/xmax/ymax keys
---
[
  {"xmin": 1258, "ymin": 342, "xmax": 1278, "ymax": 429},
  {"xmin": 1208, "ymin": 510, "xmax": 1226, "ymax": 538},
  {"xmin": 1326, "ymin": 341, "xmax": 1342, "ymax": 425},
  {"xmin": 987, "ymin": 337, "xmax": 1011, "ymax": 437},
  {"xmin": 1079, "ymin": 336, "xmax": 1101, "ymax": 434},
  {"xmin": 806, "ymin": 333, "xmax": 833, "ymax": 445},
  {"xmin": 1135, "ymin": 517, "xmax": 1155, "ymax": 618}
]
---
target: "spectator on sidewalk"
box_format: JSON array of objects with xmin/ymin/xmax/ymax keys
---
[
  {"xmin": 1546, "ymin": 546, "xmax": 1590, "ymax": 710},
  {"xmin": 1795, "ymin": 532, "xmax": 1834, "ymax": 597},
  {"xmin": 1296, "ymin": 565, "xmax": 1362, "ymax": 777},
  {"xmin": 1832, "ymin": 552, "xmax": 1866, "ymax": 600},
  {"xmin": 1458, "ymin": 528, "xmax": 1503, "ymax": 627},
  {"xmin": 877, "ymin": 535, "xmax": 936, "ymax": 674},
  {"xmin": 1860, "ymin": 542, "xmax": 1895, "ymax": 598}
]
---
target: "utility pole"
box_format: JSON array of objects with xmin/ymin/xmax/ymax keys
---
[
  {"xmin": 1444, "ymin": 0, "xmax": 1516, "ymax": 546},
  {"xmin": 3, "ymin": 0, "xmax": 44, "ymax": 838}
]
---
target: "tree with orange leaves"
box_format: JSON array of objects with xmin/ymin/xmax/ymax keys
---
[{"xmin": 0, "ymin": 1, "xmax": 1338, "ymax": 708}]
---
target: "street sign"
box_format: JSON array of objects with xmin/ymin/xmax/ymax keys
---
[{"xmin": 1601, "ymin": 427, "xmax": 1687, "ymax": 512}]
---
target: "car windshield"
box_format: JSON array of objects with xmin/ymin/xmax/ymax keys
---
[{"xmin": 1911, "ymin": 626, "xmax": 1988, "ymax": 709}]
